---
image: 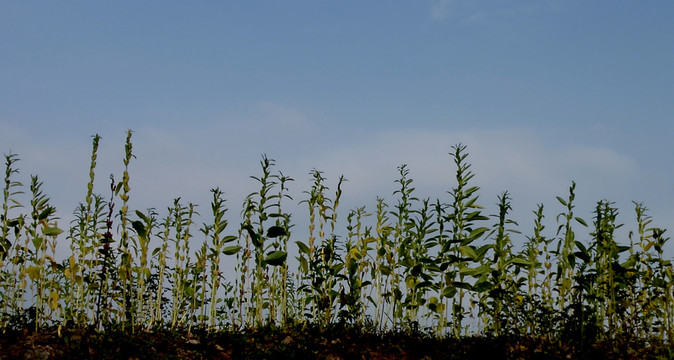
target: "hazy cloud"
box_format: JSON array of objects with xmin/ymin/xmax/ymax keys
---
[
  {"xmin": 253, "ymin": 101, "xmax": 317, "ymax": 135},
  {"xmin": 0, "ymin": 120, "xmax": 669, "ymax": 258},
  {"xmin": 430, "ymin": 0, "xmax": 452, "ymax": 20},
  {"xmin": 287, "ymin": 127, "xmax": 650, "ymax": 235}
]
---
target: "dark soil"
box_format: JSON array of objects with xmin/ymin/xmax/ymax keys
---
[{"xmin": 0, "ymin": 324, "xmax": 671, "ymax": 360}]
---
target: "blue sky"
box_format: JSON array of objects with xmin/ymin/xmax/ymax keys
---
[{"xmin": 1, "ymin": 1, "xmax": 672, "ymax": 257}]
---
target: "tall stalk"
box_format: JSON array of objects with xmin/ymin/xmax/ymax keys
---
[
  {"xmin": 150, "ymin": 211, "xmax": 172, "ymax": 328},
  {"xmin": 66, "ymin": 134, "xmax": 105, "ymax": 326},
  {"xmin": 446, "ymin": 144, "xmax": 488, "ymax": 337},
  {"xmin": 389, "ymin": 164, "xmax": 418, "ymax": 328},
  {"xmin": 0, "ymin": 153, "xmax": 24, "ymax": 328},
  {"xmin": 588, "ymin": 200, "xmax": 624, "ymax": 337},
  {"xmin": 431, "ymin": 199, "xmax": 450, "ymax": 336},
  {"xmin": 402, "ymin": 198, "xmax": 436, "ymax": 328},
  {"xmin": 270, "ymin": 174, "xmax": 293, "ymax": 325},
  {"xmin": 626, "ymin": 202, "xmax": 657, "ymax": 339},
  {"xmin": 25, "ymin": 175, "xmax": 62, "ymax": 331},
  {"xmin": 300, "ymin": 174, "xmax": 345, "ymax": 326},
  {"xmin": 169, "ymin": 199, "xmax": 196, "ymax": 329},
  {"xmin": 202, "ymin": 188, "xmax": 238, "ymax": 330},
  {"xmin": 95, "ymin": 175, "xmax": 116, "ymax": 329},
  {"xmin": 554, "ymin": 182, "xmax": 586, "ymax": 323},
  {"xmin": 483, "ymin": 191, "xmax": 524, "ymax": 336},
  {"xmin": 372, "ymin": 197, "xmax": 392, "ymax": 331},
  {"xmin": 0, "ymin": 153, "xmax": 22, "ymax": 263},
  {"xmin": 115, "ymin": 130, "xmax": 134, "ymax": 328},
  {"xmin": 298, "ymin": 169, "xmax": 330, "ymax": 322},
  {"xmin": 650, "ymin": 228, "xmax": 672, "ymax": 341},
  {"xmin": 131, "ymin": 208, "xmax": 157, "ymax": 328},
  {"xmin": 521, "ymin": 204, "xmax": 552, "ymax": 335},
  {"xmin": 242, "ymin": 156, "xmax": 290, "ymax": 326},
  {"xmin": 343, "ymin": 206, "xmax": 372, "ymax": 326}
]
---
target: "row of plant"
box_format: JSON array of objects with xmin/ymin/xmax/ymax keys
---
[{"xmin": 1, "ymin": 131, "xmax": 672, "ymax": 345}]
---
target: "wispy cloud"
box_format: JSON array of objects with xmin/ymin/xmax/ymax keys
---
[
  {"xmin": 1, "ymin": 120, "xmax": 670, "ymax": 258},
  {"xmin": 430, "ymin": 0, "xmax": 453, "ymax": 20},
  {"xmin": 463, "ymin": 12, "xmax": 485, "ymax": 24},
  {"xmin": 251, "ymin": 101, "xmax": 318, "ymax": 137},
  {"xmin": 289, "ymin": 127, "xmax": 648, "ymax": 233},
  {"xmin": 430, "ymin": 1, "xmax": 559, "ymax": 24}
]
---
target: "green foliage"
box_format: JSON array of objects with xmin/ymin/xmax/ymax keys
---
[{"xmin": 0, "ymin": 133, "xmax": 672, "ymax": 354}]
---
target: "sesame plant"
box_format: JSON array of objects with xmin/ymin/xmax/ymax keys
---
[
  {"xmin": 65, "ymin": 134, "xmax": 106, "ymax": 327},
  {"xmin": 444, "ymin": 144, "xmax": 490, "ymax": 337},
  {"xmin": 480, "ymin": 191, "xmax": 528, "ymax": 336},
  {"xmin": 297, "ymin": 171, "xmax": 346, "ymax": 326},
  {"xmin": 0, "ymin": 152, "xmax": 24, "ymax": 329},
  {"xmin": 239, "ymin": 155, "xmax": 292, "ymax": 327},
  {"xmin": 341, "ymin": 205, "xmax": 372, "ymax": 326},
  {"xmin": 0, "ymin": 132, "xmax": 672, "ymax": 358}
]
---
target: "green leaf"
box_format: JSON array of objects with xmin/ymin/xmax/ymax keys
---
[
  {"xmin": 459, "ymin": 245, "xmax": 478, "ymax": 260},
  {"xmin": 242, "ymin": 224, "xmax": 262, "ymax": 247},
  {"xmin": 38, "ymin": 207, "xmax": 54, "ymax": 221},
  {"xmin": 222, "ymin": 235, "xmax": 238, "ymax": 243},
  {"xmin": 264, "ymin": 250, "xmax": 287, "ymax": 266},
  {"xmin": 616, "ymin": 245, "xmax": 631, "ymax": 253},
  {"xmin": 42, "ymin": 226, "xmax": 63, "ymax": 237},
  {"xmin": 467, "ymin": 227, "xmax": 489, "ymax": 242},
  {"xmin": 474, "ymin": 244, "xmax": 492, "ymax": 261},
  {"xmin": 296, "ymin": 241, "xmax": 311, "ymax": 255},
  {"xmin": 298, "ymin": 257, "xmax": 308, "ymax": 273},
  {"xmin": 567, "ymin": 253, "xmax": 576, "ymax": 268},
  {"xmin": 267, "ymin": 226, "xmax": 288, "ymax": 238},
  {"xmin": 131, "ymin": 220, "xmax": 146, "ymax": 239},
  {"xmin": 242, "ymin": 225, "xmax": 262, "ymax": 247},
  {"xmin": 465, "ymin": 211, "xmax": 488, "ymax": 223},
  {"xmin": 411, "ymin": 264, "xmax": 423, "ymax": 277},
  {"xmin": 441, "ymin": 286, "xmax": 457, "ymax": 298},
  {"xmin": 32, "ymin": 236, "xmax": 44, "ymax": 249},
  {"xmin": 222, "ymin": 245, "xmax": 241, "ymax": 255},
  {"xmin": 26, "ymin": 266, "xmax": 41, "ymax": 281},
  {"xmin": 380, "ymin": 265, "xmax": 392, "ymax": 276},
  {"xmin": 473, "ymin": 280, "xmax": 493, "ymax": 293},
  {"xmin": 135, "ymin": 210, "xmax": 149, "ymax": 223},
  {"xmin": 574, "ymin": 250, "xmax": 590, "ymax": 264},
  {"xmin": 459, "ymin": 264, "xmax": 491, "ymax": 277},
  {"xmin": 415, "ymin": 281, "xmax": 433, "ymax": 290},
  {"xmin": 575, "ymin": 217, "xmax": 588, "ymax": 227},
  {"xmin": 508, "ymin": 257, "xmax": 531, "ymax": 267},
  {"xmin": 452, "ymin": 281, "xmax": 473, "ymax": 290},
  {"xmin": 556, "ymin": 196, "xmax": 567, "ymax": 206}
]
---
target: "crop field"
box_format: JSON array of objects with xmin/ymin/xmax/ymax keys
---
[{"xmin": 1, "ymin": 130, "xmax": 672, "ymax": 359}]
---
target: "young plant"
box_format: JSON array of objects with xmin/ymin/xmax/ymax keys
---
[
  {"xmin": 481, "ymin": 191, "xmax": 527, "ymax": 336},
  {"xmin": 241, "ymin": 156, "xmax": 291, "ymax": 326},
  {"xmin": 115, "ymin": 130, "xmax": 135, "ymax": 328},
  {"xmin": 169, "ymin": 198, "xmax": 197, "ymax": 329},
  {"xmin": 341, "ymin": 206, "xmax": 373, "ymax": 326},
  {"xmin": 388, "ymin": 164, "xmax": 418, "ymax": 329},
  {"xmin": 553, "ymin": 181, "xmax": 587, "ymax": 331},
  {"xmin": 401, "ymin": 197, "xmax": 437, "ymax": 329},
  {"xmin": 0, "ymin": 152, "xmax": 24, "ymax": 328},
  {"xmin": 371, "ymin": 197, "xmax": 393, "ymax": 331},
  {"xmin": 65, "ymin": 134, "xmax": 106, "ymax": 326},
  {"xmin": 130, "ymin": 208, "xmax": 157, "ymax": 328},
  {"xmin": 24, "ymin": 175, "xmax": 63, "ymax": 331},
  {"xmin": 445, "ymin": 144, "xmax": 489, "ymax": 337},
  {"xmin": 200, "ymin": 187, "xmax": 238, "ymax": 330},
  {"xmin": 520, "ymin": 204, "xmax": 555, "ymax": 336},
  {"xmin": 298, "ymin": 173, "xmax": 345, "ymax": 326},
  {"xmin": 95, "ymin": 175, "xmax": 117, "ymax": 329}
]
